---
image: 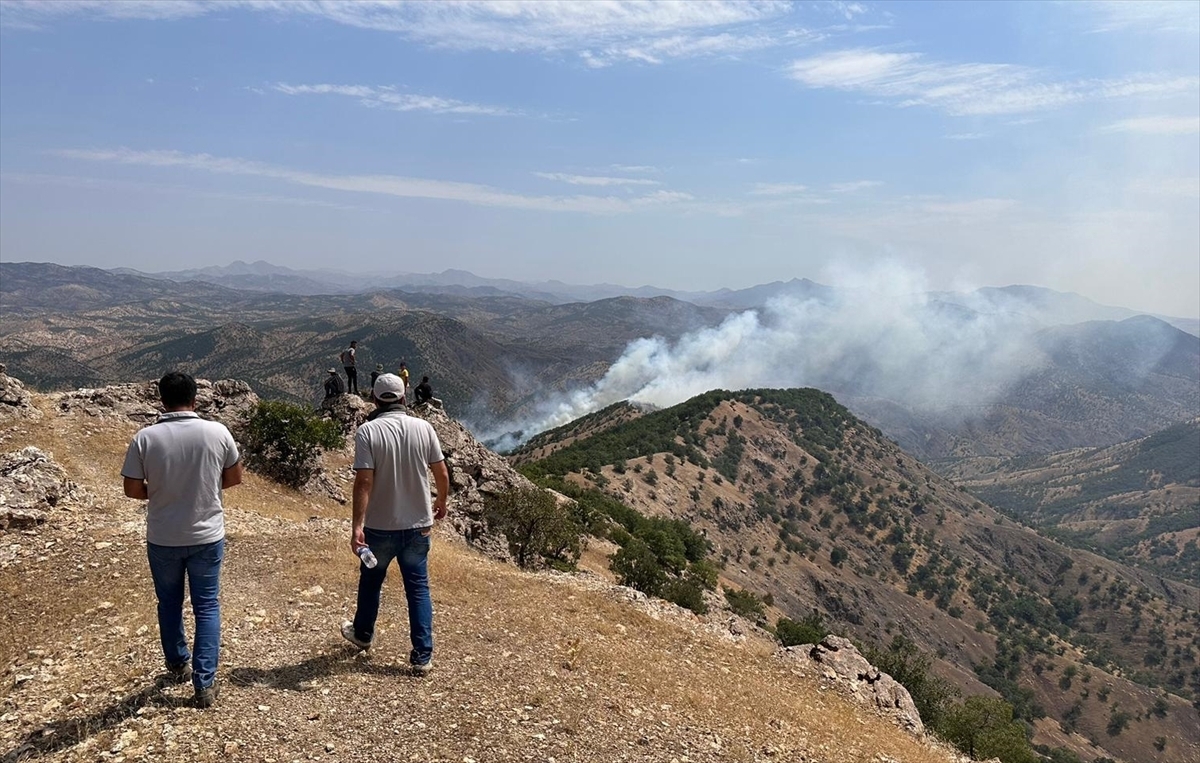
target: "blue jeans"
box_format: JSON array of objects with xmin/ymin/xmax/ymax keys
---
[
  {"xmin": 352, "ymin": 527, "xmax": 433, "ymax": 665},
  {"xmin": 147, "ymin": 539, "xmax": 224, "ymax": 690}
]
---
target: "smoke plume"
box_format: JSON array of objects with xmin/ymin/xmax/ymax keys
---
[{"xmin": 474, "ymin": 262, "xmax": 1059, "ymax": 449}]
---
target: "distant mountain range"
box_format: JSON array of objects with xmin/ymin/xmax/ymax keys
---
[
  {"xmin": 2, "ymin": 261, "xmax": 1197, "ymax": 463},
  {"xmin": 97, "ymin": 259, "xmax": 1196, "ymax": 335}
]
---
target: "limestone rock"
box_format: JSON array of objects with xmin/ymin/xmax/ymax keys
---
[
  {"xmin": 0, "ymin": 447, "xmax": 91, "ymax": 530},
  {"xmin": 0, "ymin": 364, "xmax": 42, "ymax": 422},
  {"xmin": 409, "ymin": 405, "xmax": 541, "ymax": 563},
  {"xmin": 780, "ymin": 635, "xmax": 924, "ymax": 736},
  {"xmin": 301, "ymin": 470, "xmax": 347, "ymax": 506},
  {"xmin": 52, "ymin": 378, "xmax": 258, "ymax": 428},
  {"xmin": 319, "ymin": 394, "xmax": 373, "ymax": 435}
]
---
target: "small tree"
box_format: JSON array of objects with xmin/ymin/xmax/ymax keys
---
[
  {"xmin": 939, "ymin": 696, "xmax": 1038, "ymax": 763},
  {"xmin": 484, "ymin": 486, "xmax": 583, "ymax": 569},
  {"xmin": 865, "ymin": 634, "xmax": 957, "ymax": 730},
  {"xmin": 611, "ymin": 539, "xmax": 666, "ymax": 596},
  {"xmin": 241, "ymin": 400, "xmax": 343, "ymax": 488}
]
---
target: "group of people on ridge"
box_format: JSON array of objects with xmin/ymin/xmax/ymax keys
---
[
  {"xmin": 325, "ymin": 339, "xmax": 436, "ymax": 408},
  {"xmin": 122, "ymin": 370, "xmax": 448, "ymax": 708}
]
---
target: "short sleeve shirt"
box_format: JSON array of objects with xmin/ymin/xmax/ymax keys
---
[
  {"xmin": 121, "ymin": 412, "xmax": 240, "ymax": 546},
  {"xmin": 353, "ymin": 411, "xmax": 444, "ymax": 531}
]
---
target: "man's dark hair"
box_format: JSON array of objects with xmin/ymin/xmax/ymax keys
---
[
  {"xmin": 421, "ymin": 376, "xmax": 429, "ymax": 383},
  {"xmin": 159, "ymin": 372, "xmax": 198, "ymax": 408}
]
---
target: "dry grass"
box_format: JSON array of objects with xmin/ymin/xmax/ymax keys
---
[{"xmin": 0, "ymin": 402, "xmax": 961, "ymax": 763}]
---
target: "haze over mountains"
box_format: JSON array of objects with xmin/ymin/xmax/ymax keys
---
[{"xmin": 2, "ymin": 260, "xmax": 1197, "ymax": 465}]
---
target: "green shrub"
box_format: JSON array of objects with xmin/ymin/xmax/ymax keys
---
[
  {"xmin": 724, "ymin": 587, "xmax": 766, "ymax": 625},
  {"xmin": 612, "ymin": 539, "xmax": 666, "ymax": 596},
  {"xmin": 939, "ymin": 697, "xmax": 1038, "ymax": 763},
  {"xmin": 241, "ymin": 400, "xmax": 343, "ymax": 488},
  {"xmin": 865, "ymin": 634, "xmax": 957, "ymax": 730},
  {"xmin": 484, "ymin": 486, "xmax": 584, "ymax": 569},
  {"xmin": 663, "ymin": 574, "xmax": 708, "ymax": 615},
  {"xmin": 776, "ymin": 611, "xmax": 828, "ymax": 647}
]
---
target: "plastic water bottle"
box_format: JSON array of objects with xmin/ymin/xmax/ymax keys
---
[{"xmin": 357, "ymin": 547, "xmax": 378, "ymax": 569}]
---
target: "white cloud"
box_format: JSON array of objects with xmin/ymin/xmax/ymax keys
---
[
  {"xmin": 50, "ymin": 147, "xmax": 699, "ymax": 215},
  {"xmin": 1083, "ymin": 1, "xmax": 1200, "ymax": 34},
  {"xmin": 1103, "ymin": 115, "xmax": 1200, "ymax": 135},
  {"xmin": 533, "ymin": 172, "xmax": 661, "ymax": 187},
  {"xmin": 272, "ymin": 83, "xmax": 522, "ymax": 117},
  {"xmin": 830, "ymin": 180, "xmax": 883, "ymax": 193},
  {"xmin": 749, "ymin": 182, "xmax": 809, "ymax": 196},
  {"xmin": 633, "ymin": 190, "xmax": 696, "ymax": 204},
  {"xmin": 945, "ymin": 132, "xmax": 988, "ymax": 140},
  {"xmin": 787, "ymin": 47, "xmax": 1199, "ymax": 116},
  {"xmin": 0, "ymin": 171, "xmax": 369, "ymax": 211},
  {"xmin": 609, "ymin": 164, "xmax": 658, "ymax": 174},
  {"xmin": 4, "ymin": 0, "xmax": 797, "ymax": 65},
  {"xmin": 583, "ymin": 31, "xmax": 777, "ymax": 67}
]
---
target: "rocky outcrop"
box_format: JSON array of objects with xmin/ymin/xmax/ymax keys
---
[
  {"xmin": 411, "ymin": 406, "xmax": 538, "ymax": 563},
  {"xmin": 319, "ymin": 393, "xmax": 373, "ymax": 435},
  {"xmin": 52, "ymin": 378, "xmax": 258, "ymax": 428},
  {"xmin": 780, "ymin": 635, "xmax": 924, "ymax": 735},
  {"xmin": 0, "ymin": 365, "xmax": 42, "ymax": 422},
  {"xmin": 0, "ymin": 447, "xmax": 92, "ymax": 530}
]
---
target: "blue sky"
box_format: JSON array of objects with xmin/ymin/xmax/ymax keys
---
[{"xmin": 1, "ymin": 1, "xmax": 1197, "ymax": 315}]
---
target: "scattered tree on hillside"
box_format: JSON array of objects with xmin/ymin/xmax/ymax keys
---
[
  {"xmin": 484, "ymin": 486, "xmax": 584, "ymax": 569},
  {"xmin": 240, "ymin": 400, "xmax": 343, "ymax": 488}
]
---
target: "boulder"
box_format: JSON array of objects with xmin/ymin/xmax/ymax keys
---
[
  {"xmin": 0, "ymin": 447, "xmax": 91, "ymax": 530},
  {"xmin": 53, "ymin": 378, "xmax": 258, "ymax": 428},
  {"xmin": 319, "ymin": 393, "xmax": 373, "ymax": 435},
  {"xmin": 0, "ymin": 364, "xmax": 42, "ymax": 422},
  {"xmin": 780, "ymin": 635, "xmax": 924, "ymax": 735}
]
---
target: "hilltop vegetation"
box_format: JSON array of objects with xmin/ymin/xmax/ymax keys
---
[
  {"xmin": 515, "ymin": 389, "xmax": 1200, "ymax": 763},
  {"xmin": 946, "ymin": 419, "xmax": 1200, "ymax": 583}
]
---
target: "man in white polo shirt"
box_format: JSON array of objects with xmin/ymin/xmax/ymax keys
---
[
  {"xmin": 121, "ymin": 372, "xmax": 242, "ymax": 708},
  {"xmin": 342, "ymin": 373, "xmax": 448, "ymax": 675}
]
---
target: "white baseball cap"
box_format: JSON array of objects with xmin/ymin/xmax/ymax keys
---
[{"xmin": 372, "ymin": 373, "xmax": 406, "ymax": 402}]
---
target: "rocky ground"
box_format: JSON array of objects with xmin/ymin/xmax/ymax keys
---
[{"xmin": 0, "ymin": 379, "xmax": 967, "ymax": 763}]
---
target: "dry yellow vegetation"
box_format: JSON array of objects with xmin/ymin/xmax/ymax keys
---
[{"xmin": 0, "ymin": 397, "xmax": 964, "ymax": 763}]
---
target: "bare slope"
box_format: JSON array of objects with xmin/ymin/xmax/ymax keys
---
[
  {"xmin": 0, "ymin": 387, "xmax": 957, "ymax": 763},
  {"xmin": 514, "ymin": 389, "xmax": 1200, "ymax": 763}
]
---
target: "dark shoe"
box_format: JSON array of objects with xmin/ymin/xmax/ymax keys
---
[
  {"xmin": 194, "ymin": 683, "xmax": 219, "ymax": 709},
  {"xmin": 165, "ymin": 661, "xmax": 192, "ymax": 684},
  {"xmin": 340, "ymin": 621, "xmax": 372, "ymax": 651}
]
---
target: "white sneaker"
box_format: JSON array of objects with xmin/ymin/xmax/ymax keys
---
[
  {"xmin": 411, "ymin": 659, "xmax": 433, "ymax": 676},
  {"xmin": 340, "ymin": 621, "xmax": 372, "ymax": 651}
]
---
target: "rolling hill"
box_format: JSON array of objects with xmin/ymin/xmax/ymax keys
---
[
  {"xmin": 942, "ymin": 419, "xmax": 1200, "ymax": 584},
  {"xmin": 513, "ymin": 389, "xmax": 1200, "ymax": 763}
]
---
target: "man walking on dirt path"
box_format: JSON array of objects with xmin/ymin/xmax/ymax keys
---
[
  {"xmin": 341, "ymin": 340, "xmax": 359, "ymax": 395},
  {"xmin": 121, "ymin": 371, "xmax": 243, "ymax": 708},
  {"xmin": 342, "ymin": 373, "xmax": 449, "ymax": 675}
]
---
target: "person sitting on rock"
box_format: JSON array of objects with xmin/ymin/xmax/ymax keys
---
[
  {"xmin": 324, "ymin": 368, "xmax": 344, "ymax": 399},
  {"xmin": 414, "ymin": 376, "xmax": 434, "ymax": 406},
  {"xmin": 370, "ymin": 364, "xmax": 384, "ymax": 390}
]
